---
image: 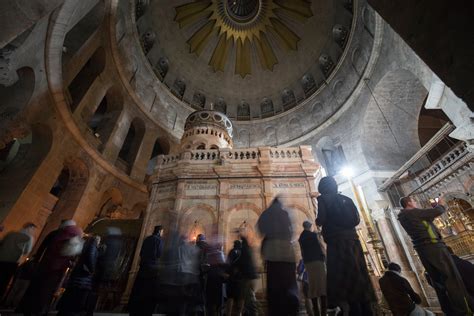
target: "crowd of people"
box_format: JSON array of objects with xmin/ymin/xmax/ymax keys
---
[{"xmin": 0, "ymin": 176, "xmax": 473, "ymax": 315}]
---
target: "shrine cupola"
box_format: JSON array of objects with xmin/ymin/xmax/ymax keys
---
[{"xmin": 180, "ymin": 110, "xmax": 234, "ymax": 150}]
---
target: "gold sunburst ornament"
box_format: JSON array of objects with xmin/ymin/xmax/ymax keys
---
[{"xmin": 174, "ymin": 0, "xmax": 313, "ymax": 77}]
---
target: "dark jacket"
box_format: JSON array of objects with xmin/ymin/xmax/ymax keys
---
[
  {"xmin": 316, "ymin": 193, "xmax": 360, "ymax": 242},
  {"xmin": 230, "ymin": 238, "xmax": 257, "ymax": 280},
  {"xmin": 97, "ymin": 235, "xmax": 125, "ymax": 281},
  {"xmin": 68, "ymin": 237, "xmax": 99, "ymax": 290},
  {"xmin": 298, "ymin": 230, "xmax": 325, "ymax": 263},
  {"xmin": 379, "ymin": 270, "xmax": 421, "ymax": 316},
  {"xmin": 398, "ymin": 205, "xmax": 445, "ymax": 248},
  {"xmin": 316, "ymin": 176, "xmax": 360, "ymax": 242},
  {"xmin": 451, "ymin": 254, "xmax": 474, "ymax": 297},
  {"xmin": 139, "ymin": 234, "xmax": 162, "ymax": 268}
]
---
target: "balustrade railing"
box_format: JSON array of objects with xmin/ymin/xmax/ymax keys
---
[
  {"xmin": 269, "ymin": 147, "xmax": 302, "ymax": 159},
  {"xmin": 418, "ymin": 142, "xmax": 469, "ymax": 185},
  {"xmin": 445, "ymin": 230, "xmax": 474, "ymax": 258},
  {"xmin": 156, "ymin": 146, "xmax": 307, "ymax": 168}
]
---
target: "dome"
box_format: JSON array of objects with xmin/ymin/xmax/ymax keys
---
[
  {"xmin": 136, "ymin": 0, "xmax": 354, "ymax": 121},
  {"xmin": 184, "ymin": 110, "xmax": 234, "ymax": 138}
]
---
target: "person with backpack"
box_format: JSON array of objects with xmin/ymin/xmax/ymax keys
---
[
  {"xmin": 19, "ymin": 219, "xmax": 83, "ymax": 315},
  {"xmin": 316, "ymin": 176, "xmax": 375, "ymax": 315}
]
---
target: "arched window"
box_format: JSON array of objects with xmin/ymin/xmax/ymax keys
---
[
  {"xmin": 147, "ymin": 138, "xmax": 170, "ymax": 175},
  {"xmin": 66, "ymin": 47, "xmax": 106, "ymax": 112},
  {"xmin": 86, "ymin": 88, "xmax": 124, "ymax": 147},
  {"xmin": 117, "ymin": 118, "xmax": 145, "ymax": 173},
  {"xmin": 62, "ymin": 1, "xmax": 105, "ymax": 65},
  {"xmin": 237, "ymin": 101, "xmax": 250, "ymax": 120}
]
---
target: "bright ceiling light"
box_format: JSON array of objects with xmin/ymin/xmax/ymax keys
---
[{"xmin": 341, "ymin": 166, "xmax": 354, "ymax": 178}]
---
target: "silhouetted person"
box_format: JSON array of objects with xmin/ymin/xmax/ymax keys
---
[
  {"xmin": 226, "ymin": 240, "xmax": 242, "ymax": 315},
  {"xmin": 95, "ymin": 227, "xmax": 125, "ymax": 309},
  {"xmin": 379, "ymin": 262, "xmax": 434, "ymax": 316},
  {"xmin": 257, "ymin": 196, "xmax": 299, "ymax": 316},
  {"xmin": 0, "ymin": 222, "xmax": 36, "ymax": 300},
  {"xmin": 19, "ymin": 219, "xmax": 83, "ymax": 316},
  {"xmin": 129, "ymin": 225, "xmax": 164, "ymax": 316},
  {"xmin": 316, "ymin": 176, "xmax": 375, "ymax": 315},
  {"xmin": 447, "ymin": 247, "xmax": 474, "ymax": 299},
  {"xmin": 57, "ymin": 235, "xmax": 101, "ymax": 316},
  {"xmin": 298, "ymin": 220, "xmax": 327, "ymax": 316},
  {"xmin": 398, "ymin": 196, "xmax": 474, "ymax": 315}
]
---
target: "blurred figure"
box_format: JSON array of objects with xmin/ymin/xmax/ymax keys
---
[
  {"xmin": 398, "ymin": 196, "xmax": 474, "ymax": 315},
  {"xmin": 297, "ymin": 259, "xmax": 313, "ymax": 316},
  {"xmin": 129, "ymin": 225, "xmax": 164, "ymax": 316},
  {"xmin": 227, "ymin": 235, "xmax": 258, "ymax": 316},
  {"xmin": 298, "ymin": 221, "xmax": 326, "ymax": 316},
  {"xmin": 257, "ymin": 196, "xmax": 299, "ymax": 316},
  {"xmin": 19, "ymin": 219, "xmax": 83, "ymax": 316},
  {"xmin": 316, "ymin": 176, "xmax": 375, "ymax": 315},
  {"xmin": 57, "ymin": 235, "xmax": 101, "ymax": 316},
  {"xmin": 196, "ymin": 234, "xmax": 227, "ymax": 316},
  {"xmin": 158, "ymin": 232, "xmax": 201, "ymax": 315},
  {"xmin": 95, "ymin": 227, "xmax": 125, "ymax": 309},
  {"xmin": 379, "ymin": 262, "xmax": 434, "ymax": 316},
  {"xmin": 226, "ymin": 240, "xmax": 242, "ymax": 315},
  {"xmin": 0, "ymin": 222, "xmax": 36, "ymax": 300}
]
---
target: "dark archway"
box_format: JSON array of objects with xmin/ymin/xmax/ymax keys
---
[
  {"xmin": 66, "ymin": 47, "xmax": 106, "ymax": 112},
  {"xmin": 0, "ymin": 124, "xmax": 53, "ymax": 222},
  {"xmin": 62, "ymin": 1, "xmax": 105, "ymax": 66},
  {"xmin": 146, "ymin": 138, "xmax": 170, "ymax": 176},
  {"xmin": 117, "ymin": 118, "xmax": 146, "ymax": 174}
]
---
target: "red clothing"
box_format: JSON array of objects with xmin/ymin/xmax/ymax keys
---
[{"xmin": 39, "ymin": 225, "xmax": 83, "ymax": 272}]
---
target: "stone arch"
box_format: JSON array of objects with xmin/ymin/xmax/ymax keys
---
[
  {"xmin": 225, "ymin": 204, "xmax": 261, "ymax": 252},
  {"xmin": 38, "ymin": 157, "xmax": 90, "ymax": 242},
  {"xmin": 0, "ymin": 67, "xmax": 35, "ymax": 126},
  {"xmin": 117, "ymin": 117, "xmax": 146, "ymax": 173},
  {"xmin": 147, "ymin": 137, "xmax": 171, "ymax": 175},
  {"xmin": 361, "ymin": 69, "xmax": 428, "ymax": 171},
  {"xmin": 180, "ymin": 203, "xmax": 217, "ymax": 241},
  {"xmin": 0, "ymin": 124, "xmax": 53, "ymax": 222},
  {"xmin": 66, "ymin": 46, "xmax": 106, "ymax": 112},
  {"xmin": 86, "ymin": 86, "xmax": 124, "ymax": 146},
  {"xmin": 237, "ymin": 101, "xmax": 250, "ymax": 120},
  {"xmin": 97, "ymin": 187, "xmax": 124, "ymax": 218},
  {"xmin": 62, "ymin": 1, "xmax": 105, "ymax": 65}
]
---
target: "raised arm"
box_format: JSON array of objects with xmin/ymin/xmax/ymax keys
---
[{"xmin": 409, "ymin": 205, "xmax": 445, "ymax": 221}]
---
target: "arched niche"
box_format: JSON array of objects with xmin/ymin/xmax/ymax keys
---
[
  {"xmin": 38, "ymin": 157, "xmax": 90, "ymax": 242},
  {"xmin": 66, "ymin": 47, "xmax": 106, "ymax": 112},
  {"xmin": 180, "ymin": 205, "xmax": 216, "ymax": 242},
  {"xmin": 417, "ymin": 107, "xmax": 454, "ymax": 162},
  {"xmin": 146, "ymin": 137, "xmax": 170, "ymax": 175},
  {"xmin": 0, "ymin": 67, "xmax": 35, "ymax": 125},
  {"xmin": 97, "ymin": 187, "xmax": 124, "ymax": 218},
  {"xmin": 226, "ymin": 207, "xmax": 261, "ymax": 252},
  {"xmin": 0, "ymin": 124, "xmax": 52, "ymax": 222},
  {"xmin": 117, "ymin": 118, "xmax": 146, "ymax": 173},
  {"xmin": 361, "ymin": 69, "xmax": 428, "ymax": 171},
  {"xmin": 86, "ymin": 86, "xmax": 124, "ymax": 146},
  {"xmin": 62, "ymin": 1, "xmax": 105, "ymax": 66}
]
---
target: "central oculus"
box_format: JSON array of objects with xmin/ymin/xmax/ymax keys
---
[{"xmin": 226, "ymin": 0, "xmax": 261, "ymax": 23}]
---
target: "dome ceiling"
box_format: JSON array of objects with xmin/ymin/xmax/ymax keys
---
[
  {"xmin": 174, "ymin": 0, "xmax": 313, "ymax": 77},
  {"xmin": 136, "ymin": 0, "xmax": 354, "ymax": 120}
]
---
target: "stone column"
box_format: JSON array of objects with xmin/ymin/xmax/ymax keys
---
[
  {"xmin": 73, "ymin": 77, "xmax": 109, "ymax": 121},
  {"xmin": 129, "ymin": 128, "xmax": 157, "ymax": 182},
  {"xmin": 101, "ymin": 109, "xmax": 130, "ymax": 162}
]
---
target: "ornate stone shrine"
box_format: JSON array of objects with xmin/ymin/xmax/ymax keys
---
[{"xmin": 146, "ymin": 110, "xmax": 321, "ymax": 253}]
